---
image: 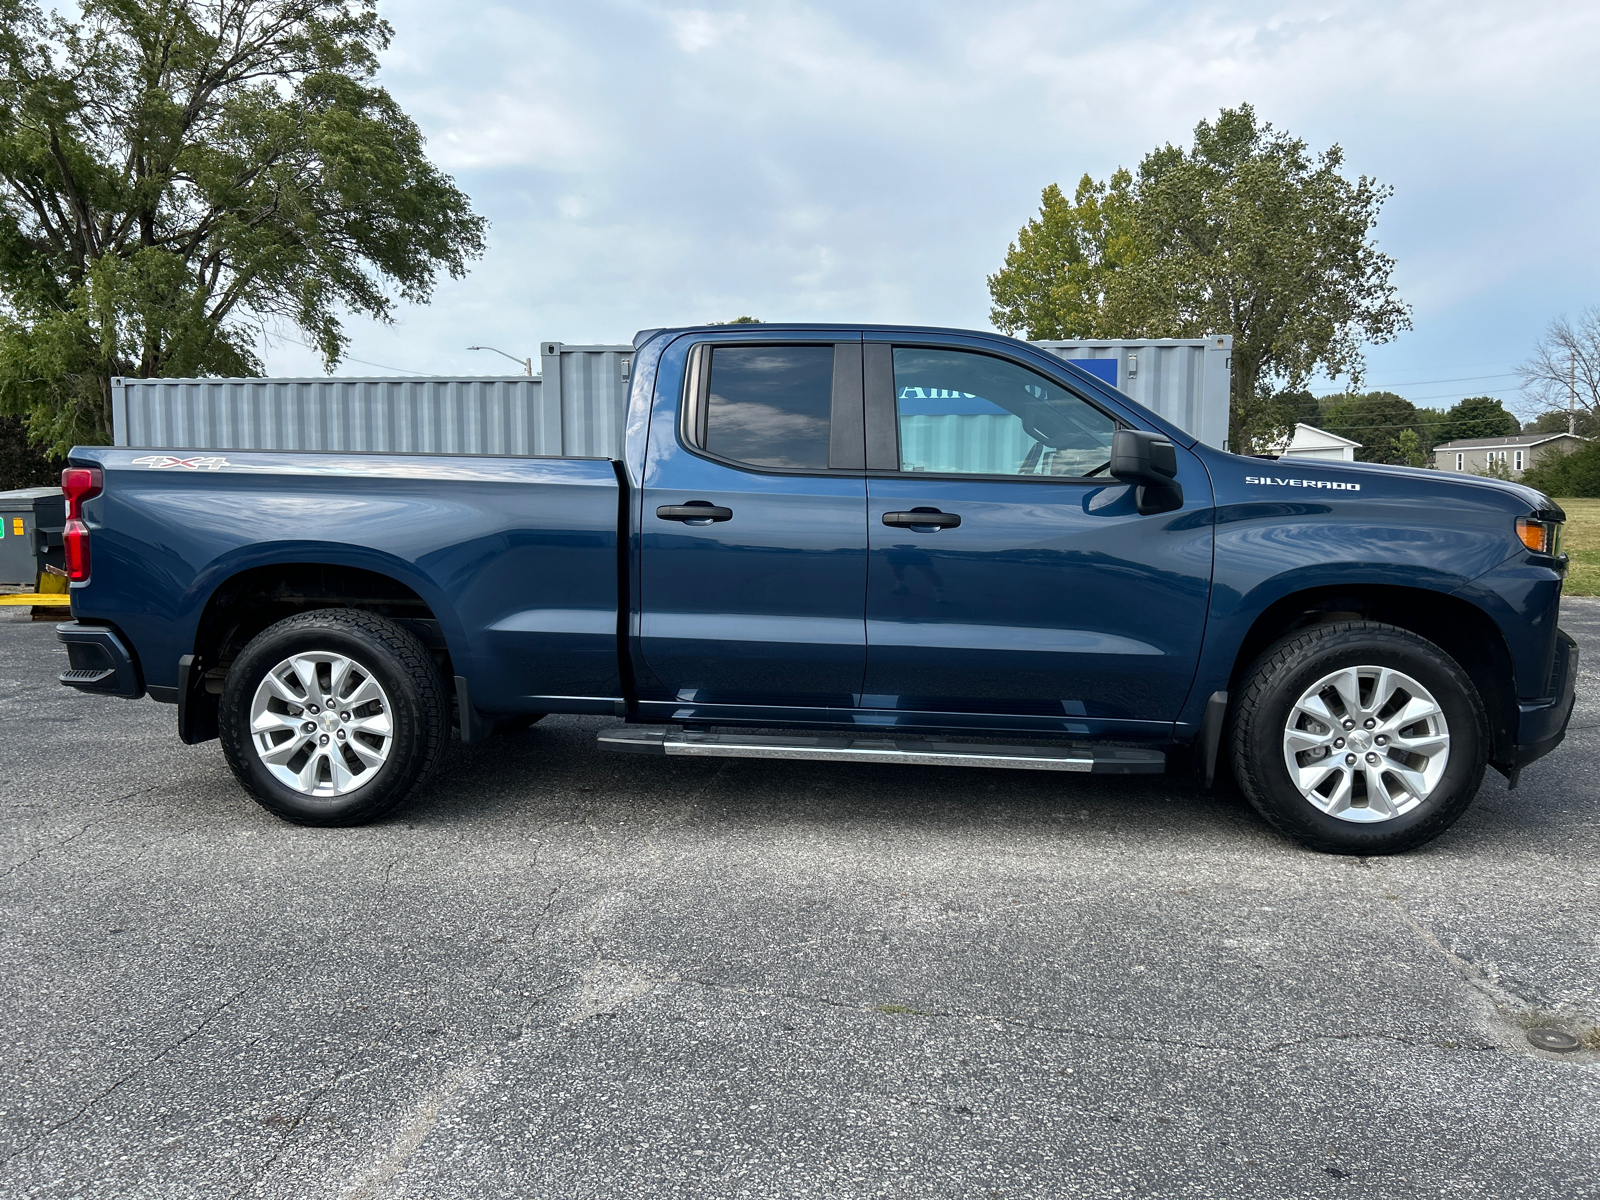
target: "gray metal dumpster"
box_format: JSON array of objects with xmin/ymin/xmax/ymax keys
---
[{"xmin": 0, "ymin": 486, "xmax": 66, "ymax": 587}]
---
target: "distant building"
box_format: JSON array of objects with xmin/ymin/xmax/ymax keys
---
[
  {"xmin": 1272, "ymin": 423, "xmax": 1362, "ymax": 462},
  {"xmin": 1432, "ymin": 432, "xmax": 1587, "ymax": 480}
]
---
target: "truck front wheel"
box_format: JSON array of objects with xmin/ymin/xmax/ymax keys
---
[
  {"xmin": 1231, "ymin": 621, "xmax": 1488, "ymax": 855},
  {"xmin": 218, "ymin": 610, "xmax": 447, "ymax": 826}
]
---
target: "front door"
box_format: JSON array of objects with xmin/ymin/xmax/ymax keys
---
[
  {"xmin": 638, "ymin": 335, "xmax": 868, "ymax": 711},
  {"xmin": 860, "ymin": 339, "xmax": 1213, "ymax": 736}
]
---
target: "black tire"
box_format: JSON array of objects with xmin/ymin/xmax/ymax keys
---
[
  {"xmin": 218, "ymin": 609, "xmax": 447, "ymax": 826},
  {"xmin": 492, "ymin": 713, "xmax": 547, "ymax": 736},
  {"xmin": 1231, "ymin": 621, "xmax": 1488, "ymax": 855}
]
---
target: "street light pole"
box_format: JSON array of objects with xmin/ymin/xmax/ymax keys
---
[{"xmin": 468, "ymin": 345, "xmax": 534, "ymax": 376}]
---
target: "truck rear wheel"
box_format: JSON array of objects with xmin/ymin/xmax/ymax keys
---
[
  {"xmin": 1231, "ymin": 621, "xmax": 1487, "ymax": 855},
  {"xmin": 218, "ymin": 610, "xmax": 446, "ymax": 826}
]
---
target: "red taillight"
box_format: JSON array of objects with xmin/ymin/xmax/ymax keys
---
[
  {"xmin": 64, "ymin": 519, "xmax": 90, "ymax": 582},
  {"xmin": 62, "ymin": 467, "xmax": 102, "ymax": 519},
  {"xmin": 61, "ymin": 467, "xmax": 102, "ymax": 583}
]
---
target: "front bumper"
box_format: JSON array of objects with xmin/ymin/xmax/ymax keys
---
[
  {"xmin": 56, "ymin": 621, "xmax": 143, "ymax": 699},
  {"xmin": 1512, "ymin": 627, "xmax": 1578, "ymax": 770}
]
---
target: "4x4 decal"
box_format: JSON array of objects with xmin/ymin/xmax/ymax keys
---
[{"xmin": 131, "ymin": 455, "xmax": 232, "ymax": 470}]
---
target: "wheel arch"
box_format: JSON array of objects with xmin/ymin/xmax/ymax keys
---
[
  {"xmin": 1228, "ymin": 584, "xmax": 1519, "ymax": 769},
  {"xmin": 190, "ymin": 558, "xmax": 462, "ymax": 689}
]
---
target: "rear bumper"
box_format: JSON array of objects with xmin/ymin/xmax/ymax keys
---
[
  {"xmin": 56, "ymin": 621, "xmax": 143, "ymax": 699},
  {"xmin": 1512, "ymin": 627, "xmax": 1578, "ymax": 769}
]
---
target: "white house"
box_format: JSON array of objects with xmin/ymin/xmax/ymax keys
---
[{"xmin": 1273, "ymin": 423, "xmax": 1362, "ymax": 462}]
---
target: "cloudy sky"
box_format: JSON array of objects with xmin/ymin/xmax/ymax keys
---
[{"xmin": 263, "ymin": 0, "xmax": 1600, "ymax": 418}]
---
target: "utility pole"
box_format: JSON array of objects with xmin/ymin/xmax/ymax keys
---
[
  {"xmin": 468, "ymin": 345, "xmax": 534, "ymax": 376},
  {"xmin": 1570, "ymin": 351, "xmax": 1577, "ymax": 436}
]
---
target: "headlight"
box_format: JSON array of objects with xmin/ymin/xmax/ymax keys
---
[{"xmin": 1516, "ymin": 516, "xmax": 1561, "ymax": 556}]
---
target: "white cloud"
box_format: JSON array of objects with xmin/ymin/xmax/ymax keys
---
[
  {"xmin": 665, "ymin": 9, "xmax": 749, "ymax": 52},
  {"xmin": 260, "ymin": 0, "xmax": 1600, "ymax": 409}
]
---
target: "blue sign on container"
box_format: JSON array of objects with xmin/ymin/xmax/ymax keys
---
[{"xmin": 1066, "ymin": 358, "xmax": 1119, "ymax": 386}]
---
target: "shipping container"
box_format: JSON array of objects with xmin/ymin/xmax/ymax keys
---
[
  {"xmin": 1034, "ymin": 336, "xmax": 1233, "ymax": 450},
  {"xmin": 112, "ymin": 343, "xmax": 634, "ymax": 458},
  {"xmin": 111, "ymin": 334, "xmax": 1232, "ymax": 457}
]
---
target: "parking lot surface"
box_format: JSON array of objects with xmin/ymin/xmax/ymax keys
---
[{"xmin": 2, "ymin": 604, "xmax": 1598, "ymax": 1199}]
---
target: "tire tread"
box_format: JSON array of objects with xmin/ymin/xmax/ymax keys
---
[
  {"xmin": 218, "ymin": 609, "xmax": 446, "ymax": 826},
  {"xmin": 1231, "ymin": 620, "xmax": 1487, "ymax": 854}
]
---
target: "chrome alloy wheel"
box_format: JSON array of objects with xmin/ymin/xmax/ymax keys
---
[
  {"xmin": 249, "ymin": 652, "xmax": 393, "ymax": 796},
  {"xmin": 1281, "ymin": 665, "xmax": 1450, "ymax": 823}
]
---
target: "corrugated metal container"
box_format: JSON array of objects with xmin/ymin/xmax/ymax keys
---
[
  {"xmin": 1031, "ymin": 336, "xmax": 1233, "ymax": 449},
  {"xmin": 111, "ymin": 336, "xmax": 1232, "ymax": 457},
  {"xmin": 112, "ymin": 343, "xmax": 635, "ymax": 458}
]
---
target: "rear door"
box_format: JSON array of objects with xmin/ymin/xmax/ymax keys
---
[
  {"xmin": 860, "ymin": 337, "xmax": 1213, "ymax": 736},
  {"xmin": 638, "ymin": 334, "xmax": 868, "ymax": 712}
]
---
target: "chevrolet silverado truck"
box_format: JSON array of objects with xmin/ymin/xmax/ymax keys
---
[{"xmin": 52, "ymin": 324, "xmax": 1577, "ymax": 853}]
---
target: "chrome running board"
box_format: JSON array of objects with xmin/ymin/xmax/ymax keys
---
[{"xmin": 597, "ymin": 728, "xmax": 1164, "ymax": 774}]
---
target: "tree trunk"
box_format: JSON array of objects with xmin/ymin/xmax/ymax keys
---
[
  {"xmin": 1229, "ymin": 353, "xmax": 1259, "ymax": 455},
  {"xmin": 97, "ymin": 374, "xmax": 114, "ymax": 442}
]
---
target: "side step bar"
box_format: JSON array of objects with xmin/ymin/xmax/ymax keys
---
[{"xmin": 597, "ymin": 728, "xmax": 1164, "ymax": 774}]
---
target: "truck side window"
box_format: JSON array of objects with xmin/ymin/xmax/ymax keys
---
[
  {"xmin": 701, "ymin": 345, "xmax": 834, "ymax": 469},
  {"xmin": 892, "ymin": 347, "xmax": 1116, "ymax": 477}
]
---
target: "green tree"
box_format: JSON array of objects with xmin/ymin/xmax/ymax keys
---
[
  {"xmin": 1413, "ymin": 406, "xmax": 1449, "ymax": 450},
  {"xmin": 1525, "ymin": 408, "xmax": 1599, "ymax": 437},
  {"xmin": 1261, "ymin": 387, "xmax": 1323, "ymax": 430},
  {"xmin": 1520, "ymin": 439, "xmax": 1600, "ymax": 497},
  {"xmin": 1432, "ymin": 396, "xmax": 1519, "ymax": 444},
  {"xmin": 0, "ymin": 411, "xmax": 59, "ymax": 488},
  {"xmin": 987, "ymin": 170, "xmax": 1141, "ymax": 339},
  {"xmin": 1393, "ymin": 427, "xmax": 1427, "ymax": 468},
  {"xmin": 1320, "ymin": 391, "xmax": 1422, "ymax": 464},
  {"xmin": 988, "ymin": 105, "xmax": 1411, "ymax": 453},
  {"xmin": 0, "ymin": 0, "xmax": 487, "ymax": 455}
]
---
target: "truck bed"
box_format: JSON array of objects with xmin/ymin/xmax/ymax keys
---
[{"xmin": 67, "ymin": 449, "xmax": 625, "ymax": 713}]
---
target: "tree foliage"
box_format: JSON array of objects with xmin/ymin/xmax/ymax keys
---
[
  {"xmin": 1431, "ymin": 395, "xmax": 1519, "ymax": 444},
  {"xmin": 985, "ymin": 170, "xmax": 1140, "ymax": 339},
  {"xmin": 988, "ymin": 105, "xmax": 1411, "ymax": 453},
  {"xmin": 1319, "ymin": 391, "xmax": 1425, "ymax": 465},
  {"xmin": 0, "ymin": 411, "xmax": 59, "ymax": 488},
  {"xmin": 0, "ymin": 0, "xmax": 487, "ymax": 454},
  {"xmin": 1526, "ymin": 408, "xmax": 1600, "ymax": 437},
  {"xmin": 1519, "ymin": 438, "xmax": 1600, "ymax": 498}
]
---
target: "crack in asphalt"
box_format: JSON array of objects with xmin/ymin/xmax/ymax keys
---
[
  {"xmin": 2, "ymin": 986, "xmax": 250, "ymax": 1166},
  {"xmin": 235, "ymin": 1063, "xmax": 351, "ymax": 1199},
  {"xmin": 0, "ymin": 820, "xmax": 99, "ymax": 881},
  {"xmin": 0, "ymin": 785, "xmax": 185, "ymax": 885},
  {"xmin": 1365, "ymin": 859, "xmax": 1542, "ymax": 1020}
]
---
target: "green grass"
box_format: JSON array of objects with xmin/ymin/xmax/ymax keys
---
[{"xmin": 1557, "ymin": 498, "xmax": 1600, "ymax": 596}]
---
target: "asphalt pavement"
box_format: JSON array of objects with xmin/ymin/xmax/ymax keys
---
[{"xmin": 2, "ymin": 603, "xmax": 1598, "ymax": 1199}]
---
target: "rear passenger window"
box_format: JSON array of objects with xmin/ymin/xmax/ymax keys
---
[
  {"xmin": 701, "ymin": 345, "xmax": 834, "ymax": 469},
  {"xmin": 894, "ymin": 347, "xmax": 1116, "ymax": 477}
]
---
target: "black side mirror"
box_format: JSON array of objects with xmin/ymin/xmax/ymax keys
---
[{"xmin": 1109, "ymin": 429, "xmax": 1183, "ymax": 515}]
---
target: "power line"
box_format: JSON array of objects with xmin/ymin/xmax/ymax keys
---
[
  {"xmin": 263, "ymin": 333, "xmax": 429, "ymax": 376},
  {"xmin": 1308, "ymin": 416, "xmax": 1575, "ymax": 434},
  {"xmin": 1307, "ymin": 385, "xmax": 1528, "ymax": 404},
  {"xmin": 1306, "ymin": 371, "xmax": 1521, "ymax": 395}
]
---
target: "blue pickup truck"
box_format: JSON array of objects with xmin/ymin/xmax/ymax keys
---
[{"xmin": 52, "ymin": 324, "xmax": 1576, "ymax": 853}]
